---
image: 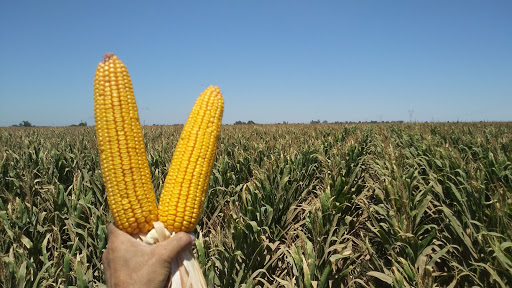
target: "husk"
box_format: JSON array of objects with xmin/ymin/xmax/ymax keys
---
[{"xmin": 135, "ymin": 221, "xmax": 206, "ymax": 288}]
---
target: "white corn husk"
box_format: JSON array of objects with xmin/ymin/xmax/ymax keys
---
[{"xmin": 136, "ymin": 221, "xmax": 206, "ymax": 288}]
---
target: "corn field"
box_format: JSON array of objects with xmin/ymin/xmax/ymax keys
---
[{"xmin": 1, "ymin": 123, "xmax": 511, "ymax": 287}]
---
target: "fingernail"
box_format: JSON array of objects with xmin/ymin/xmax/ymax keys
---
[{"xmin": 189, "ymin": 233, "xmax": 196, "ymax": 243}]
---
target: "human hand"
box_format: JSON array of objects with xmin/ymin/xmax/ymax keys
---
[{"xmin": 102, "ymin": 223, "xmax": 194, "ymax": 288}]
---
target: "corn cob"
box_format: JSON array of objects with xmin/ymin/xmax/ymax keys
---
[
  {"xmin": 94, "ymin": 53, "xmax": 158, "ymax": 234},
  {"xmin": 158, "ymin": 86, "xmax": 224, "ymax": 232},
  {"xmin": 94, "ymin": 53, "xmax": 216, "ymax": 287}
]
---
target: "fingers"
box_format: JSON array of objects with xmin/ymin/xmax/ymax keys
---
[
  {"xmin": 156, "ymin": 232, "xmax": 194, "ymax": 264},
  {"xmin": 107, "ymin": 222, "xmax": 139, "ymax": 242},
  {"xmin": 106, "ymin": 222, "xmax": 194, "ymax": 266}
]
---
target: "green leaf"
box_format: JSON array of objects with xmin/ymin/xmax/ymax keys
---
[
  {"xmin": 318, "ymin": 265, "xmax": 331, "ymax": 288},
  {"xmin": 32, "ymin": 260, "xmax": 53, "ymax": 288},
  {"xmin": 367, "ymin": 271, "xmax": 392, "ymax": 284},
  {"xmin": 17, "ymin": 261, "xmax": 27, "ymax": 288},
  {"xmin": 414, "ymin": 195, "xmax": 432, "ymax": 227},
  {"xmin": 20, "ymin": 234, "xmax": 33, "ymax": 249},
  {"xmin": 471, "ymin": 262, "xmax": 506, "ymax": 288},
  {"xmin": 76, "ymin": 260, "xmax": 88, "ymax": 288},
  {"xmin": 427, "ymin": 246, "xmax": 450, "ymax": 268},
  {"xmin": 492, "ymin": 241, "xmax": 512, "ymax": 272},
  {"xmin": 441, "ymin": 207, "xmax": 477, "ymax": 258},
  {"xmin": 500, "ymin": 242, "xmax": 512, "ymax": 251},
  {"xmin": 398, "ymin": 257, "xmax": 415, "ymax": 281},
  {"xmin": 63, "ymin": 253, "xmax": 70, "ymax": 281}
]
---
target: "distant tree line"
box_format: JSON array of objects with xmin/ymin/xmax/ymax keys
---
[
  {"xmin": 70, "ymin": 121, "xmax": 88, "ymax": 127},
  {"xmin": 10, "ymin": 120, "xmax": 89, "ymax": 127},
  {"xmin": 310, "ymin": 120, "xmax": 328, "ymax": 124},
  {"xmin": 234, "ymin": 120, "xmax": 256, "ymax": 125},
  {"xmin": 310, "ymin": 120, "xmax": 405, "ymax": 124},
  {"xmin": 232, "ymin": 120, "xmax": 407, "ymax": 125},
  {"xmin": 12, "ymin": 121, "xmax": 34, "ymax": 127}
]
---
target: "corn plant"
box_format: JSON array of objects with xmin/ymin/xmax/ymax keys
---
[{"xmin": 1, "ymin": 123, "xmax": 511, "ymax": 287}]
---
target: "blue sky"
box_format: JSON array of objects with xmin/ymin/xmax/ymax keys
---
[{"xmin": 1, "ymin": 1, "xmax": 511, "ymax": 126}]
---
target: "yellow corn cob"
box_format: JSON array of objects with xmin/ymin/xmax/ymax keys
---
[
  {"xmin": 158, "ymin": 86, "xmax": 224, "ymax": 232},
  {"xmin": 94, "ymin": 53, "xmax": 158, "ymax": 234}
]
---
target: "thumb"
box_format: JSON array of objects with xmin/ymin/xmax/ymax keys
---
[{"xmin": 156, "ymin": 232, "xmax": 194, "ymax": 264}]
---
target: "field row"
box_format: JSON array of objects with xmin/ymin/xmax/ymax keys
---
[{"xmin": 1, "ymin": 123, "xmax": 511, "ymax": 287}]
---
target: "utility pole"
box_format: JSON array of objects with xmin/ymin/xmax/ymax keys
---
[{"xmin": 408, "ymin": 110, "xmax": 414, "ymax": 123}]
